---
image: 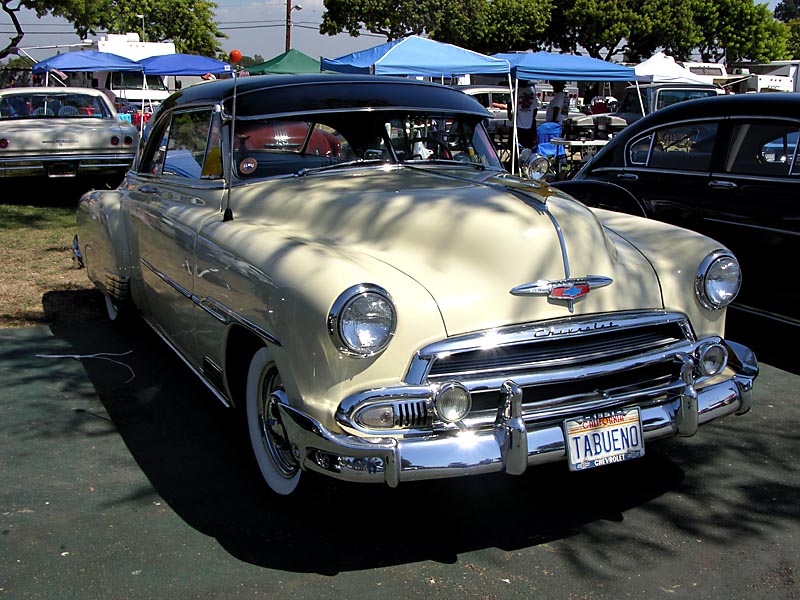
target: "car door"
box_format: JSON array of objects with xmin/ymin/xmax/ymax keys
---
[
  {"xmin": 699, "ymin": 118, "xmax": 800, "ymax": 324},
  {"xmin": 584, "ymin": 120, "xmax": 720, "ymax": 231},
  {"xmin": 125, "ymin": 107, "xmax": 227, "ymax": 361}
]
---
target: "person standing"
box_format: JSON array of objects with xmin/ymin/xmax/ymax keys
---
[
  {"xmin": 546, "ymin": 80, "xmax": 570, "ymax": 123},
  {"xmin": 515, "ymin": 80, "xmax": 539, "ymax": 148}
]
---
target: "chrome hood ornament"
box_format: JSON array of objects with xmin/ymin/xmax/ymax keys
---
[{"xmin": 511, "ymin": 276, "xmax": 613, "ymax": 312}]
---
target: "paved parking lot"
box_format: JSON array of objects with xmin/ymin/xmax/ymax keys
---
[{"xmin": 1, "ymin": 297, "xmax": 798, "ymax": 599}]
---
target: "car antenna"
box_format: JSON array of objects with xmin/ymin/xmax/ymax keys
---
[{"xmin": 224, "ymin": 50, "xmax": 243, "ymax": 222}]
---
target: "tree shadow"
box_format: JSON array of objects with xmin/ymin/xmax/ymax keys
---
[{"xmin": 38, "ymin": 289, "xmax": 799, "ymax": 575}]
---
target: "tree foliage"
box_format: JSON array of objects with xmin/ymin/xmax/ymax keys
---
[
  {"xmin": 432, "ymin": 0, "xmax": 552, "ymax": 55},
  {"xmin": 321, "ymin": 0, "xmax": 789, "ymax": 64},
  {"xmin": 320, "ymin": 0, "xmax": 443, "ymax": 40},
  {"xmin": 784, "ymin": 19, "xmax": 800, "ymax": 58},
  {"xmin": 775, "ymin": 0, "xmax": 800, "ymax": 22},
  {"xmin": 1, "ymin": 0, "xmax": 225, "ymax": 59}
]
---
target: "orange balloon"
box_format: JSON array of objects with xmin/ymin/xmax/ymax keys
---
[{"xmin": 230, "ymin": 49, "xmax": 242, "ymax": 63}]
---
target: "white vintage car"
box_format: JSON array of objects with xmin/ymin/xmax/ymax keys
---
[
  {"xmin": 0, "ymin": 86, "xmax": 138, "ymax": 180},
  {"xmin": 76, "ymin": 74, "xmax": 758, "ymax": 495}
]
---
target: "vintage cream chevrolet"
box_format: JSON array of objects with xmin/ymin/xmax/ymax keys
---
[{"xmin": 76, "ymin": 74, "xmax": 758, "ymax": 495}]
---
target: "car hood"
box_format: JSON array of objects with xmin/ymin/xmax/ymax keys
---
[
  {"xmin": 0, "ymin": 119, "xmax": 136, "ymax": 153},
  {"xmin": 235, "ymin": 166, "xmax": 664, "ymax": 336}
]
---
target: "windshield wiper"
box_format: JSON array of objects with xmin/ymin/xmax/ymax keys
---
[{"xmin": 294, "ymin": 159, "xmax": 388, "ymax": 177}]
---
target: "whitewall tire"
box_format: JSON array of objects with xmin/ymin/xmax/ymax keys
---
[{"xmin": 245, "ymin": 348, "xmax": 301, "ymax": 495}]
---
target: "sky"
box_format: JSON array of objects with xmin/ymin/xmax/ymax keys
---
[
  {"xmin": 1, "ymin": 0, "xmax": 783, "ymax": 64},
  {"xmin": 1, "ymin": 0, "xmax": 387, "ymax": 63}
]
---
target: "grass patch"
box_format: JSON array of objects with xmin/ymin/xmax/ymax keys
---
[{"xmin": 0, "ymin": 203, "xmax": 94, "ymax": 328}]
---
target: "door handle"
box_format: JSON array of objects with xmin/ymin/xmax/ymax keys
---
[
  {"xmin": 708, "ymin": 180, "xmax": 737, "ymax": 190},
  {"xmin": 617, "ymin": 173, "xmax": 638, "ymax": 181},
  {"xmin": 138, "ymin": 185, "xmax": 160, "ymax": 194}
]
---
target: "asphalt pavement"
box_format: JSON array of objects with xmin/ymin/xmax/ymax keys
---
[{"xmin": 1, "ymin": 294, "xmax": 798, "ymax": 599}]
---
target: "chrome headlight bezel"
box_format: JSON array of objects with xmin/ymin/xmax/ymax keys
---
[
  {"xmin": 522, "ymin": 154, "xmax": 550, "ymax": 180},
  {"xmin": 328, "ymin": 284, "xmax": 396, "ymax": 357},
  {"xmin": 695, "ymin": 250, "xmax": 741, "ymax": 310}
]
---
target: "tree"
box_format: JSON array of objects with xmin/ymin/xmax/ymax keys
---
[
  {"xmin": 432, "ymin": 0, "xmax": 552, "ymax": 55},
  {"xmin": 320, "ymin": 0, "xmax": 442, "ymax": 40},
  {"xmin": 1, "ymin": 0, "xmax": 26, "ymax": 60},
  {"xmin": 0, "ymin": 0, "xmax": 225, "ymax": 60},
  {"xmin": 625, "ymin": 0, "xmax": 706, "ymax": 61},
  {"xmin": 544, "ymin": 0, "xmax": 640, "ymax": 60},
  {"xmin": 695, "ymin": 0, "xmax": 787, "ymax": 62},
  {"xmin": 775, "ymin": 0, "xmax": 800, "ymax": 22},
  {"xmin": 786, "ymin": 19, "xmax": 800, "ymax": 58}
]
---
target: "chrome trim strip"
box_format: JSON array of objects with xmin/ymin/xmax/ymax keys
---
[
  {"xmin": 195, "ymin": 295, "xmax": 283, "ymax": 347},
  {"xmin": 139, "ymin": 258, "xmax": 282, "ymax": 347},
  {"xmin": 140, "ymin": 257, "xmax": 192, "ymax": 299},
  {"xmin": 141, "ymin": 314, "xmax": 232, "ymax": 408}
]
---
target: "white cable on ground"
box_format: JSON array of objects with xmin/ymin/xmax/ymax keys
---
[{"xmin": 35, "ymin": 351, "xmax": 135, "ymax": 384}]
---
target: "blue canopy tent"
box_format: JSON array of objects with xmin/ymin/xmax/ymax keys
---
[
  {"xmin": 495, "ymin": 51, "xmax": 637, "ymax": 82},
  {"xmin": 321, "ymin": 36, "xmax": 510, "ymax": 78},
  {"xmin": 32, "ymin": 50, "xmax": 142, "ymax": 74},
  {"xmin": 32, "ymin": 50, "xmax": 142, "ymax": 86},
  {"xmin": 494, "ymin": 52, "xmax": 638, "ymax": 172},
  {"xmin": 138, "ymin": 53, "xmax": 232, "ymax": 76}
]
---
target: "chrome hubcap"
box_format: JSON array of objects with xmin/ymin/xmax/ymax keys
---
[{"xmin": 257, "ymin": 371, "xmax": 299, "ymax": 478}]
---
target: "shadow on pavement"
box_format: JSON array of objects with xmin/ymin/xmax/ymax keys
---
[{"xmin": 36, "ymin": 289, "xmax": 797, "ymax": 576}]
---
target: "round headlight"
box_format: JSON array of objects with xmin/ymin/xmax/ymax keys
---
[
  {"xmin": 522, "ymin": 154, "xmax": 550, "ymax": 180},
  {"xmin": 329, "ymin": 284, "xmax": 396, "ymax": 356},
  {"xmin": 696, "ymin": 251, "xmax": 741, "ymax": 309},
  {"xmin": 434, "ymin": 382, "xmax": 472, "ymax": 423},
  {"xmin": 696, "ymin": 342, "xmax": 728, "ymax": 377}
]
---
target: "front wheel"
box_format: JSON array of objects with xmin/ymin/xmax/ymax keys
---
[{"xmin": 245, "ymin": 348, "xmax": 301, "ymax": 495}]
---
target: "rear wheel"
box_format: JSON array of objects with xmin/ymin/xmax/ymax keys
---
[{"xmin": 245, "ymin": 348, "xmax": 301, "ymax": 495}]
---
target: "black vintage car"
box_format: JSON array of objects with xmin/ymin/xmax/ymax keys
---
[{"xmin": 554, "ymin": 93, "xmax": 800, "ymax": 331}]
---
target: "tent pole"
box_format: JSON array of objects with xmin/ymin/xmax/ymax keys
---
[{"xmin": 511, "ymin": 74, "xmax": 519, "ymax": 175}]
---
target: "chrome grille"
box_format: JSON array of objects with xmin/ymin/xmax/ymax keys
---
[
  {"xmin": 427, "ymin": 321, "xmax": 686, "ymax": 380},
  {"xmin": 407, "ymin": 311, "xmax": 695, "ymax": 423},
  {"xmin": 395, "ymin": 400, "xmax": 430, "ymax": 428}
]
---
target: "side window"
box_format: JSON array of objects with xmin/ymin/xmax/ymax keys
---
[
  {"xmin": 162, "ymin": 110, "xmax": 214, "ymax": 178},
  {"xmin": 200, "ymin": 114, "xmax": 223, "ymax": 179},
  {"xmin": 628, "ymin": 134, "xmax": 653, "ymax": 165},
  {"xmin": 724, "ymin": 122, "xmax": 800, "ymax": 177},
  {"xmin": 139, "ymin": 115, "xmax": 172, "ymax": 176},
  {"xmin": 647, "ymin": 122, "xmax": 717, "ymax": 171}
]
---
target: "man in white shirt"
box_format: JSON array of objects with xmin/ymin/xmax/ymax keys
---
[
  {"xmin": 515, "ymin": 80, "xmax": 539, "ymax": 148},
  {"xmin": 546, "ymin": 80, "xmax": 569, "ymax": 124}
]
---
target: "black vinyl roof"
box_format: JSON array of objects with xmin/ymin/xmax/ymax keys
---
[
  {"xmin": 161, "ymin": 73, "xmax": 492, "ymax": 118},
  {"xmin": 624, "ymin": 92, "xmax": 800, "ymax": 136}
]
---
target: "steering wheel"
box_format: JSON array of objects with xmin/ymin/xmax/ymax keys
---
[{"xmin": 413, "ymin": 137, "xmax": 452, "ymax": 160}]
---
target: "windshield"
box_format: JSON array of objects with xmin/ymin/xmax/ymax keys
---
[
  {"xmin": 0, "ymin": 92, "xmax": 112, "ymax": 120},
  {"xmin": 110, "ymin": 72, "xmax": 168, "ymax": 91},
  {"xmin": 233, "ymin": 111, "xmax": 502, "ymax": 179}
]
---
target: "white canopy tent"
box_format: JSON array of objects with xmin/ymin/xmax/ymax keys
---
[{"xmin": 635, "ymin": 52, "xmax": 711, "ymax": 85}]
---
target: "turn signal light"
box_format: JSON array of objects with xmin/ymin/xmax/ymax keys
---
[
  {"xmin": 110, "ymin": 136, "xmax": 120, "ymax": 146},
  {"xmin": 0, "ymin": 138, "xmax": 8, "ymax": 149}
]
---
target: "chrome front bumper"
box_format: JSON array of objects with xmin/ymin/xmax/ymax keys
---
[{"xmin": 278, "ymin": 341, "xmax": 757, "ymax": 487}]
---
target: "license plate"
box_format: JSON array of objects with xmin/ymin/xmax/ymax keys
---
[
  {"xmin": 47, "ymin": 162, "xmax": 77, "ymax": 177},
  {"xmin": 564, "ymin": 408, "xmax": 644, "ymax": 471}
]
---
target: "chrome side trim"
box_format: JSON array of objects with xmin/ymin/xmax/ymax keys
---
[
  {"xmin": 139, "ymin": 258, "xmax": 282, "ymax": 347},
  {"xmin": 195, "ymin": 296, "xmax": 283, "ymax": 347},
  {"xmin": 141, "ymin": 314, "xmax": 232, "ymax": 408}
]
